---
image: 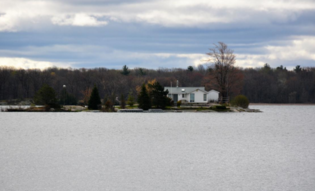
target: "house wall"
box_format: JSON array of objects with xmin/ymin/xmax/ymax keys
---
[
  {"xmin": 167, "ymin": 89, "xmax": 219, "ymax": 103},
  {"xmin": 190, "ymin": 91, "xmax": 208, "ymax": 103},
  {"xmin": 168, "ymin": 93, "xmax": 189, "ymax": 102},
  {"xmin": 178, "ymin": 93, "xmax": 189, "ymax": 102},
  {"xmin": 208, "ymin": 91, "xmax": 219, "ymax": 102}
]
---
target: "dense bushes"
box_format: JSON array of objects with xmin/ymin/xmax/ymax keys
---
[
  {"xmin": 230, "ymin": 95, "xmax": 249, "ymax": 108},
  {"xmin": 34, "ymin": 84, "xmax": 60, "ymax": 110},
  {"xmin": 214, "ymin": 105, "xmax": 227, "ymax": 110},
  {"xmin": 209, "ymin": 105, "xmax": 227, "ymax": 111}
]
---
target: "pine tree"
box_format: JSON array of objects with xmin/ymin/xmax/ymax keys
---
[
  {"xmin": 187, "ymin": 66, "xmax": 194, "ymax": 72},
  {"xmin": 121, "ymin": 65, "xmax": 130, "ymax": 76},
  {"xmin": 137, "ymin": 84, "xmax": 151, "ymax": 110},
  {"xmin": 127, "ymin": 91, "xmax": 134, "ymax": 107},
  {"xmin": 88, "ymin": 85, "xmax": 101, "ymax": 110},
  {"xmin": 149, "ymin": 81, "xmax": 169, "ymax": 109}
]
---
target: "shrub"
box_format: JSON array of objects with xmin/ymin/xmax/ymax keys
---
[
  {"xmin": 177, "ymin": 100, "xmax": 181, "ymax": 107},
  {"xmin": 230, "ymin": 95, "xmax": 249, "ymax": 108},
  {"xmin": 103, "ymin": 100, "xmax": 114, "ymax": 112},
  {"xmin": 215, "ymin": 105, "xmax": 226, "ymax": 110},
  {"xmin": 209, "ymin": 105, "xmax": 227, "ymax": 112},
  {"xmin": 78, "ymin": 101, "xmax": 85, "ymax": 106},
  {"xmin": 168, "ymin": 98, "xmax": 174, "ymax": 106}
]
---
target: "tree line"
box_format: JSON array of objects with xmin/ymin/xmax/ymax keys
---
[{"xmin": 0, "ymin": 63, "xmax": 314, "ymax": 104}]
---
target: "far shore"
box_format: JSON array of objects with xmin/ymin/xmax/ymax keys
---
[{"xmin": 250, "ymin": 103, "xmax": 315, "ymax": 105}]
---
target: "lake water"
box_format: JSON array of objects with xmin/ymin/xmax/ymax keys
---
[{"xmin": 0, "ymin": 105, "xmax": 315, "ymax": 191}]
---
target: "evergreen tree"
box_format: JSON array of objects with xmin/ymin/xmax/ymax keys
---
[
  {"xmin": 121, "ymin": 65, "xmax": 130, "ymax": 76},
  {"xmin": 34, "ymin": 84, "xmax": 60, "ymax": 110},
  {"xmin": 187, "ymin": 66, "xmax": 194, "ymax": 72},
  {"xmin": 294, "ymin": 65, "xmax": 302, "ymax": 73},
  {"xmin": 137, "ymin": 84, "xmax": 151, "ymax": 110},
  {"xmin": 127, "ymin": 91, "xmax": 134, "ymax": 107},
  {"xmin": 88, "ymin": 85, "xmax": 101, "ymax": 110},
  {"xmin": 149, "ymin": 81, "xmax": 169, "ymax": 109}
]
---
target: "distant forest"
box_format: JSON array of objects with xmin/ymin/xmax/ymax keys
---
[{"xmin": 0, "ymin": 64, "xmax": 314, "ymax": 103}]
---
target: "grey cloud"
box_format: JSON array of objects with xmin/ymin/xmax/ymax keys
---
[{"xmin": 1, "ymin": 0, "xmax": 315, "ymax": 69}]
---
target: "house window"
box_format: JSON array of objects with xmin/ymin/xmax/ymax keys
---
[
  {"xmin": 204, "ymin": 94, "xmax": 207, "ymax": 101},
  {"xmin": 190, "ymin": 93, "xmax": 194, "ymax": 102},
  {"xmin": 182, "ymin": 94, "xmax": 185, "ymax": 98}
]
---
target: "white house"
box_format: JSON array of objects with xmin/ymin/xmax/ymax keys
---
[{"xmin": 164, "ymin": 86, "xmax": 219, "ymax": 103}]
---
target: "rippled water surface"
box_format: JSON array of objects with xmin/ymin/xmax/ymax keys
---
[{"xmin": 1, "ymin": 105, "xmax": 315, "ymax": 191}]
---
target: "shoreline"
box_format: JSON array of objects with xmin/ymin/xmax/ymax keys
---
[{"xmin": 250, "ymin": 103, "xmax": 315, "ymax": 105}]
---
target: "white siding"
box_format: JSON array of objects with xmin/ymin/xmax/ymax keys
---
[
  {"xmin": 179, "ymin": 94, "xmax": 189, "ymax": 102},
  {"xmin": 208, "ymin": 90, "xmax": 219, "ymax": 102},
  {"xmin": 167, "ymin": 88, "xmax": 219, "ymax": 103},
  {"xmin": 190, "ymin": 90, "xmax": 208, "ymax": 103}
]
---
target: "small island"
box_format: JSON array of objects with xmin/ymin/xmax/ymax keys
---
[
  {"xmin": 1, "ymin": 43, "xmax": 261, "ymax": 113},
  {"xmin": 2, "ymin": 83, "xmax": 259, "ymax": 113}
]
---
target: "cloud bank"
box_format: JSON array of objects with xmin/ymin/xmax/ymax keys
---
[
  {"xmin": 0, "ymin": 0, "xmax": 314, "ymax": 69},
  {"xmin": 0, "ymin": 57, "xmax": 71, "ymax": 70}
]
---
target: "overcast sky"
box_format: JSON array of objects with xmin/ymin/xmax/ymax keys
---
[{"xmin": 0, "ymin": 0, "xmax": 314, "ymax": 70}]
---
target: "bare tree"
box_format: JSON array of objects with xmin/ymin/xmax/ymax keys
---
[
  {"xmin": 1, "ymin": 63, "xmax": 315, "ymax": 104},
  {"xmin": 206, "ymin": 42, "xmax": 236, "ymax": 102}
]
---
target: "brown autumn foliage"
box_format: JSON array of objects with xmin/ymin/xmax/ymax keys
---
[
  {"xmin": 136, "ymin": 79, "xmax": 157, "ymax": 95},
  {"xmin": 81, "ymin": 88, "xmax": 92, "ymax": 105},
  {"xmin": 203, "ymin": 67, "xmax": 244, "ymax": 98},
  {"xmin": 0, "ymin": 64, "xmax": 315, "ymax": 103}
]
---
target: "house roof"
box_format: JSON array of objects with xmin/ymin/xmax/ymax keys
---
[
  {"xmin": 208, "ymin": 89, "xmax": 220, "ymax": 93},
  {"xmin": 164, "ymin": 87, "xmax": 206, "ymax": 94},
  {"xmin": 187, "ymin": 89, "xmax": 208, "ymax": 94}
]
